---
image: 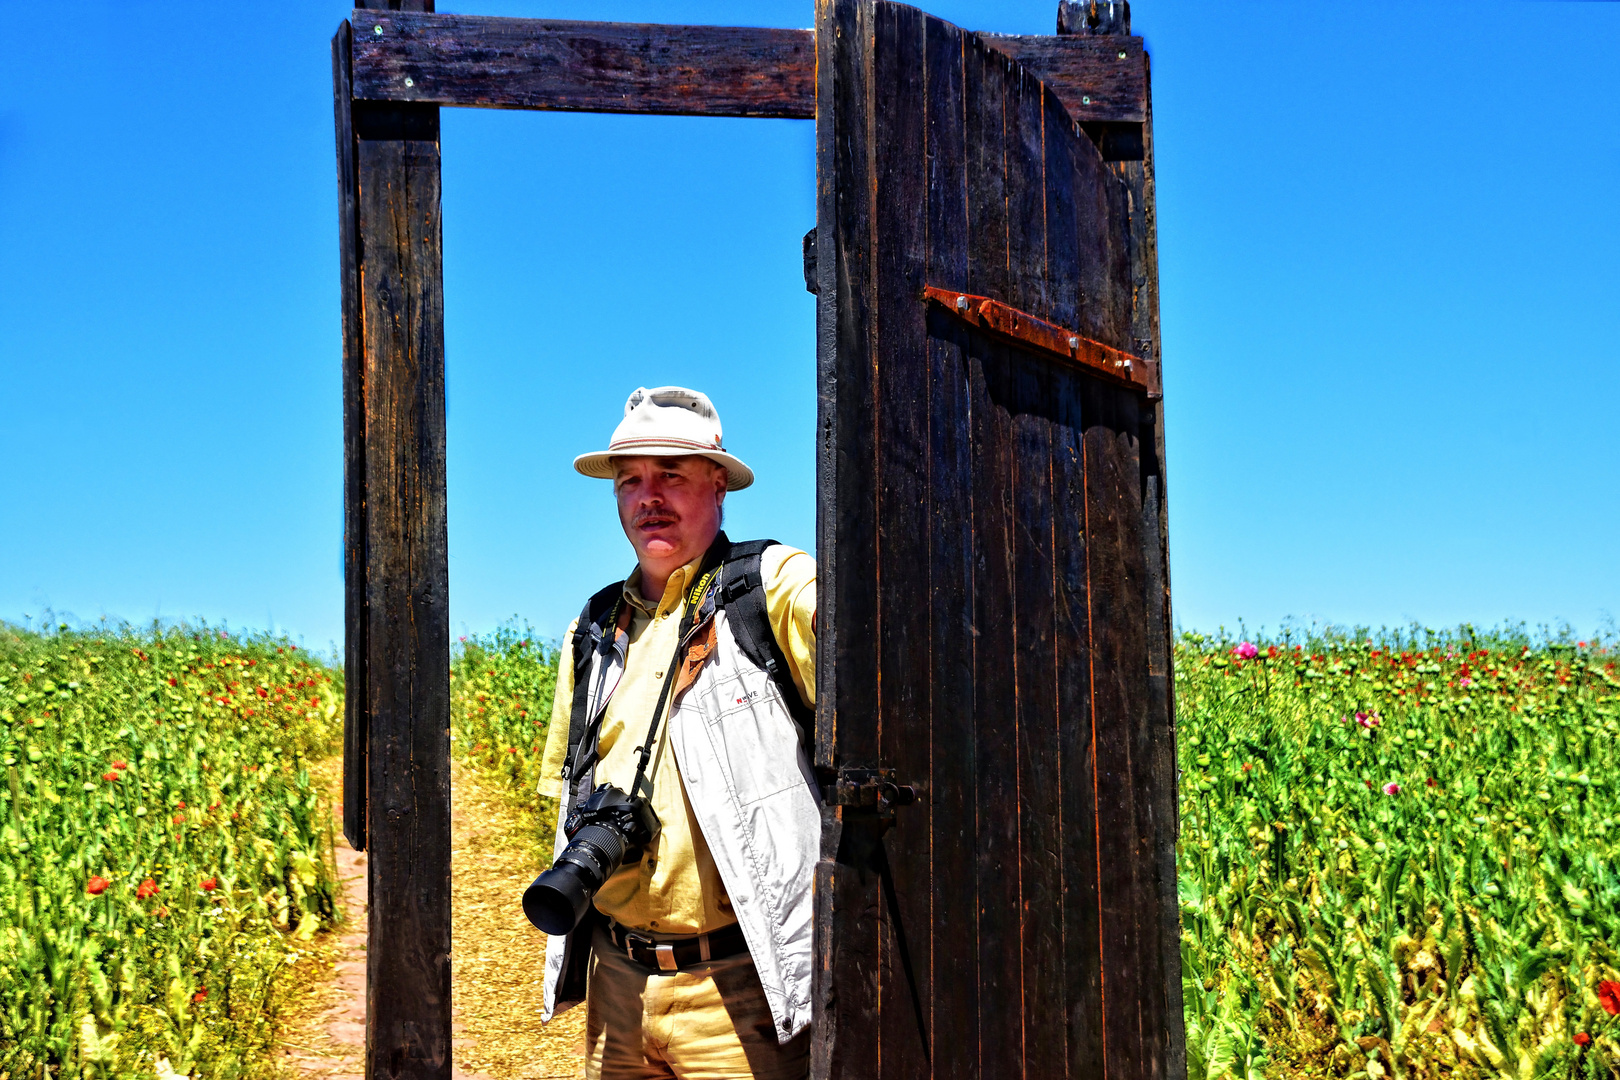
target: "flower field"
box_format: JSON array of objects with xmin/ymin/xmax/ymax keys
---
[
  {"xmin": 449, "ymin": 623, "xmax": 562, "ymax": 852},
  {"xmin": 449, "ymin": 622, "xmax": 1620, "ymax": 1080},
  {"xmin": 0, "ymin": 622, "xmax": 342, "ymax": 1079},
  {"xmin": 1177, "ymin": 630, "xmax": 1620, "ymax": 1080}
]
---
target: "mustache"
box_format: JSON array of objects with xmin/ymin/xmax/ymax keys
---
[{"xmin": 633, "ymin": 508, "xmax": 679, "ymax": 526}]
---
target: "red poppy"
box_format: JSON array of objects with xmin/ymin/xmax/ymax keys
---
[
  {"xmin": 168, "ymin": 678, "xmax": 177, "ymax": 687},
  {"xmin": 192, "ymin": 987, "xmax": 207, "ymax": 1003},
  {"xmin": 112, "ymin": 761, "xmax": 127, "ymax": 770},
  {"xmin": 1600, "ymin": 980, "xmax": 1620, "ymax": 1016},
  {"xmin": 172, "ymin": 814, "xmax": 185, "ymax": 825},
  {"xmin": 1575, "ymin": 1033, "xmax": 1592, "ymax": 1047},
  {"xmin": 200, "ymin": 876, "xmax": 218, "ymax": 892},
  {"xmin": 256, "ymin": 687, "xmax": 267, "ymax": 698},
  {"xmin": 102, "ymin": 772, "xmax": 119, "ymax": 783},
  {"xmin": 136, "ymin": 878, "xmax": 159, "ymax": 899},
  {"xmin": 177, "ymin": 801, "xmax": 186, "ymax": 809},
  {"xmin": 86, "ymin": 875, "xmax": 109, "ymax": 895}
]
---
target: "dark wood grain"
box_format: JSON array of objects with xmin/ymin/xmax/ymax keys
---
[
  {"xmin": 872, "ymin": 4, "xmax": 934, "ymax": 1074},
  {"xmin": 334, "ymin": 20, "xmax": 368, "ymax": 856},
  {"xmin": 351, "ymin": 10, "xmax": 814, "ymax": 118},
  {"xmin": 1009, "ymin": 349, "xmax": 1063, "ymax": 1080},
  {"xmin": 1003, "ymin": 61, "xmax": 1051, "ymax": 322},
  {"xmin": 1119, "ymin": 47, "xmax": 1187, "ymax": 1080},
  {"xmin": 968, "ymin": 336, "xmax": 1023, "ymax": 1080},
  {"xmin": 922, "ymin": 14, "xmax": 979, "ymax": 1080},
  {"xmin": 814, "ymin": 5, "xmax": 1178, "ymax": 1079},
  {"xmin": 1080, "ymin": 381, "xmax": 1149, "ymax": 1080},
  {"xmin": 982, "ymin": 34, "xmax": 1145, "ymax": 125},
  {"xmin": 964, "ymin": 35, "xmax": 1008, "ymax": 305},
  {"xmin": 355, "ymin": 98, "xmax": 452, "ymax": 1080},
  {"xmin": 1054, "ymin": 372, "xmax": 1105, "ymax": 1080},
  {"xmin": 813, "ymin": 1, "xmax": 879, "ymax": 1077}
]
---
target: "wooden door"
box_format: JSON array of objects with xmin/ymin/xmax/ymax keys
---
[{"xmin": 811, "ymin": 3, "xmax": 1182, "ymax": 1079}]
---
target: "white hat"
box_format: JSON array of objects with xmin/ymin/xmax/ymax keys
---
[{"xmin": 573, "ymin": 386, "xmax": 755, "ymax": 490}]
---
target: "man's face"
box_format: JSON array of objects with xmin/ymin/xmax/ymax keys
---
[{"xmin": 613, "ymin": 455, "xmax": 727, "ymax": 572}]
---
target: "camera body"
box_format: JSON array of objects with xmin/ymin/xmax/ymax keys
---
[{"xmin": 523, "ymin": 783, "xmax": 660, "ymax": 936}]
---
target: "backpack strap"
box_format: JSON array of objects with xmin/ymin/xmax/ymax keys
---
[
  {"xmin": 563, "ymin": 580, "xmax": 624, "ymax": 782},
  {"xmin": 718, "ymin": 539, "xmax": 816, "ymax": 746}
]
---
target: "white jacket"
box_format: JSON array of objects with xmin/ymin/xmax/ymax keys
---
[{"xmin": 541, "ymin": 605, "xmax": 821, "ymax": 1044}]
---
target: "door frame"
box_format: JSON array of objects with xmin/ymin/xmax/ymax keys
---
[{"xmin": 332, "ymin": 4, "xmax": 1165, "ymax": 1077}]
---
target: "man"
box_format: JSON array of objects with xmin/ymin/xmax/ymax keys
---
[{"xmin": 535, "ymin": 386, "xmax": 819, "ymax": 1080}]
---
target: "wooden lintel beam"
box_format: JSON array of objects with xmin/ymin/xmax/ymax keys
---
[
  {"xmin": 348, "ymin": 10, "xmax": 1149, "ymax": 126},
  {"xmin": 350, "ymin": 10, "xmax": 816, "ymax": 118}
]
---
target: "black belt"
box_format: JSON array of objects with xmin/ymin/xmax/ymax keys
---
[{"xmin": 606, "ymin": 920, "xmax": 749, "ymax": 972}]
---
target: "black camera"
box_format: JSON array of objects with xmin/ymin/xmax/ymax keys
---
[{"xmin": 523, "ymin": 783, "xmax": 660, "ymax": 935}]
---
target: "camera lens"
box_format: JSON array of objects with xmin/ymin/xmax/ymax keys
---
[{"xmin": 522, "ymin": 824, "xmax": 628, "ymax": 935}]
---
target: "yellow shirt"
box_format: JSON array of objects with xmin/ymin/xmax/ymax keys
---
[{"xmin": 538, "ymin": 544, "xmax": 816, "ymax": 935}]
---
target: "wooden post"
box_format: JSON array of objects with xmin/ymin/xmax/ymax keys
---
[{"xmin": 336, "ymin": 0, "xmax": 453, "ymax": 1075}]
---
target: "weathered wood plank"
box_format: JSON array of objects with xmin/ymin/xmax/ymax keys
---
[
  {"xmin": 871, "ymin": 3, "xmax": 934, "ymax": 1074},
  {"xmin": 1009, "ymin": 349, "xmax": 1064, "ymax": 1079},
  {"xmin": 1003, "ymin": 61, "xmax": 1051, "ymax": 322},
  {"xmin": 1053, "ymin": 372, "xmax": 1104, "ymax": 1080},
  {"xmin": 968, "ymin": 336, "xmax": 1023, "ymax": 1080},
  {"xmin": 334, "ymin": 20, "xmax": 368, "ymax": 855},
  {"xmin": 351, "ymin": 10, "xmax": 815, "ymax": 118},
  {"xmin": 813, "ymin": 1, "xmax": 880, "ymax": 1076},
  {"xmin": 981, "ymin": 34, "xmax": 1145, "ymax": 126},
  {"xmin": 1123, "ymin": 48, "xmax": 1188, "ymax": 1080},
  {"xmin": 355, "ymin": 97, "xmax": 452, "ymax": 1080},
  {"xmin": 922, "ymin": 13, "xmax": 979, "ymax": 1080},
  {"xmin": 1079, "ymin": 382, "xmax": 1149, "ymax": 1080},
  {"xmin": 965, "ymin": 35, "xmax": 1008, "ymax": 305}
]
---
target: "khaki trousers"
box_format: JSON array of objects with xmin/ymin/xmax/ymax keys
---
[{"xmin": 584, "ymin": 925, "xmax": 810, "ymax": 1080}]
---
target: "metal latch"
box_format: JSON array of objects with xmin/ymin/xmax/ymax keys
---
[{"xmin": 822, "ymin": 767, "xmax": 918, "ymax": 824}]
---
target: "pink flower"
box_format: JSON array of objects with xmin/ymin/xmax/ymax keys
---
[
  {"xmin": 1460, "ymin": 677, "xmax": 1473, "ymax": 687},
  {"xmin": 1355, "ymin": 711, "xmax": 1380, "ymax": 729},
  {"xmin": 1383, "ymin": 781, "xmax": 1400, "ymax": 795},
  {"xmin": 1232, "ymin": 641, "xmax": 1258, "ymax": 660}
]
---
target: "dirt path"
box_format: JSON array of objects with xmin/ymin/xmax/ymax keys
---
[{"xmin": 281, "ymin": 762, "xmax": 586, "ymax": 1080}]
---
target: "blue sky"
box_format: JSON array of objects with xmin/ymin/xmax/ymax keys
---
[{"xmin": 2, "ymin": 0, "xmax": 1616, "ymax": 652}]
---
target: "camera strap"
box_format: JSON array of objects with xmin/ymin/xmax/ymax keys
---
[{"xmin": 626, "ymin": 558, "xmax": 724, "ymax": 802}]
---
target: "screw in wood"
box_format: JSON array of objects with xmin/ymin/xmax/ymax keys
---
[
  {"xmin": 1118, "ymin": 51, "xmax": 1127, "ymax": 59},
  {"xmin": 1082, "ymin": 96, "xmax": 1092, "ymax": 105},
  {"xmin": 373, "ymin": 25, "xmax": 383, "ymax": 34},
  {"xmin": 1068, "ymin": 337, "xmax": 1080, "ymax": 350},
  {"xmin": 405, "ymin": 77, "xmax": 415, "ymax": 87},
  {"xmin": 955, "ymin": 296, "xmax": 968, "ymax": 311}
]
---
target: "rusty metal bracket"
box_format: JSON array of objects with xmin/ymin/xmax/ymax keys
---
[
  {"xmin": 923, "ymin": 285, "xmax": 1161, "ymax": 398},
  {"xmin": 822, "ymin": 767, "xmax": 918, "ymax": 825}
]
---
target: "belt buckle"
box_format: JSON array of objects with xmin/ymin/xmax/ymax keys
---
[
  {"xmin": 655, "ymin": 943, "xmax": 678, "ymax": 972},
  {"xmin": 623, "ymin": 931, "xmax": 653, "ymax": 961}
]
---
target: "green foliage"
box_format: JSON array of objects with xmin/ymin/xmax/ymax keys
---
[
  {"xmin": 1177, "ymin": 628, "xmax": 1620, "ymax": 1080},
  {"xmin": 450, "ymin": 621, "xmax": 562, "ymax": 851},
  {"xmin": 0, "ymin": 621, "xmax": 341, "ymax": 1079}
]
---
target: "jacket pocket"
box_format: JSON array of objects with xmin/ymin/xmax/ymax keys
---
[{"xmin": 690, "ymin": 671, "xmax": 807, "ymax": 806}]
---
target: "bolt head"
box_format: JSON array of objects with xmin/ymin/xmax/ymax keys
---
[
  {"xmin": 956, "ymin": 296, "xmax": 968, "ymax": 311},
  {"xmin": 404, "ymin": 77, "xmax": 414, "ymax": 88},
  {"xmin": 374, "ymin": 24, "xmax": 383, "ymax": 34},
  {"xmin": 1068, "ymin": 337, "xmax": 1080, "ymax": 350}
]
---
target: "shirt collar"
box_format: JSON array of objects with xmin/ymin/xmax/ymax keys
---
[{"xmin": 623, "ymin": 553, "xmax": 705, "ymax": 619}]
